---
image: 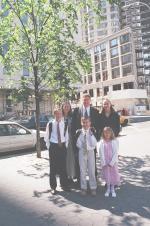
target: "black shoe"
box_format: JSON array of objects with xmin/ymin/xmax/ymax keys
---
[
  {"xmin": 61, "ymin": 186, "xmax": 70, "ymax": 192},
  {"xmin": 51, "ymin": 189, "xmax": 57, "ymax": 195},
  {"xmin": 73, "ymin": 179, "xmax": 80, "ymax": 189}
]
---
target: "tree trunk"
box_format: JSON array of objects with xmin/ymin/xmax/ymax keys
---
[{"xmin": 34, "ymin": 66, "xmax": 41, "ymax": 158}]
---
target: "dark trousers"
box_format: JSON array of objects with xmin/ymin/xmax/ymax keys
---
[{"xmin": 49, "ymin": 143, "xmax": 68, "ymax": 190}]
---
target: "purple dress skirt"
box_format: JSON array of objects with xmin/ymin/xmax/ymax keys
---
[{"xmin": 101, "ymin": 141, "xmax": 120, "ymax": 186}]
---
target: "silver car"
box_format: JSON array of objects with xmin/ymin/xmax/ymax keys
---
[{"xmin": 0, "ymin": 121, "xmax": 46, "ymax": 153}]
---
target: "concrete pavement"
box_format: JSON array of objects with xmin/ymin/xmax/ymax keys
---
[{"xmin": 0, "ymin": 121, "xmax": 150, "ymax": 226}]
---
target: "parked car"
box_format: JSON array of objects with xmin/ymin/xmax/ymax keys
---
[
  {"xmin": 0, "ymin": 121, "xmax": 46, "ymax": 153},
  {"xmin": 8, "ymin": 114, "xmax": 53, "ymax": 130}
]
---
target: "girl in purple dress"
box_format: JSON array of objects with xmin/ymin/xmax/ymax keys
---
[{"xmin": 99, "ymin": 127, "xmax": 120, "ymax": 197}]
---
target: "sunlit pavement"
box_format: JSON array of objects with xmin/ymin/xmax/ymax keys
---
[{"xmin": 0, "ymin": 121, "xmax": 150, "ymax": 226}]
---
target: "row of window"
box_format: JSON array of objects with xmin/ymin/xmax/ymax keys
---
[
  {"xmin": 94, "ymin": 43, "xmax": 132, "ymax": 63},
  {"xmin": 94, "ymin": 54, "xmax": 132, "ymax": 74},
  {"xmin": 85, "ymin": 82, "xmax": 134, "ymax": 98},
  {"xmin": 92, "ymin": 33, "xmax": 131, "ymax": 54},
  {"xmin": 84, "ymin": 64, "xmax": 133, "ymax": 84}
]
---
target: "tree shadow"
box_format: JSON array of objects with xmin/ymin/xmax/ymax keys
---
[
  {"xmin": 16, "ymin": 156, "xmax": 49, "ymax": 179},
  {"xmin": 0, "ymin": 192, "xmax": 57, "ymax": 226},
  {"xmin": 36, "ymin": 155, "xmax": 150, "ymax": 222}
]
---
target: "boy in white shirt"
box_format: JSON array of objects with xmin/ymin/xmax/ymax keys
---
[
  {"xmin": 76, "ymin": 117, "xmax": 97, "ymax": 196},
  {"xmin": 45, "ymin": 109, "xmax": 69, "ymax": 195}
]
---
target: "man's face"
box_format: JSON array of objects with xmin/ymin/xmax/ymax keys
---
[
  {"xmin": 103, "ymin": 100, "xmax": 111, "ymax": 112},
  {"xmin": 82, "ymin": 119, "xmax": 91, "ymax": 130},
  {"xmin": 83, "ymin": 96, "xmax": 91, "ymax": 108},
  {"xmin": 55, "ymin": 110, "xmax": 62, "ymax": 121}
]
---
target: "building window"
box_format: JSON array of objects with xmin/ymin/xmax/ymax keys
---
[
  {"xmin": 136, "ymin": 52, "xmax": 143, "ymax": 59},
  {"xmin": 110, "ymin": 38, "xmax": 118, "ymax": 48},
  {"xmin": 6, "ymin": 91, "xmax": 12, "ymax": 112},
  {"xmin": 120, "ymin": 33, "xmax": 130, "ymax": 44},
  {"xmin": 89, "ymin": 89, "xmax": 94, "ymax": 97},
  {"xmin": 94, "ymin": 54, "xmax": 100, "ymax": 63},
  {"xmin": 90, "ymin": 32, "xmax": 94, "ymax": 38},
  {"xmin": 104, "ymin": 86, "xmax": 109, "ymax": 96},
  {"xmin": 122, "ymin": 64, "xmax": 133, "ymax": 76},
  {"xmin": 123, "ymin": 82, "xmax": 134, "ymax": 89},
  {"xmin": 113, "ymin": 84, "xmax": 121, "ymax": 91},
  {"xmin": 112, "ymin": 67, "xmax": 120, "ymax": 79},
  {"xmin": 111, "ymin": 47, "xmax": 118, "ymax": 58},
  {"xmin": 88, "ymin": 74, "xmax": 93, "ymax": 84},
  {"xmin": 112, "ymin": 28, "xmax": 119, "ymax": 33},
  {"xmin": 111, "ymin": 57, "xmax": 119, "ymax": 67},
  {"xmin": 89, "ymin": 18, "xmax": 94, "ymax": 24},
  {"xmin": 97, "ymin": 88, "xmax": 100, "ymax": 97},
  {"xmin": 94, "ymin": 45, "xmax": 100, "ymax": 54},
  {"xmin": 110, "ymin": 4, "xmax": 117, "ymax": 12},
  {"xmin": 102, "ymin": 61, "xmax": 107, "ymax": 70},
  {"xmin": 97, "ymin": 30, "xmax": 107, "ymax": 36},
  {"xmin": 89, "ymin": 25, "xmax": 94, "ymax": 31},
  {"xmin": 101, "ymin": 52, "xmax": 106, "ymax": 61},
  {"xmin": 137, "ymin": 60, "xmax": 144, "ymax": 67},
  {"xmin": 102, "ymin": 71, "xmax": 108, "ymax": 81},
  {"xmin": 122, "ymin": 54, "xmax": 132, "ymax": 65},
  {"xmin": 111, "ymin": 21, "xmax": 119, "ymax": 26},
  {"xmin": 121, "ymin": 43, "xmax": 131, "ymax": 55},
  {"xmin": 100, "ymin": 42, "xmax": 106, "ymax": 52},
  {"xmin": 96, "ymin": 72, "xmax": 101, "ymax": 82},
  {"xmin": 111, "ymin": 13, "xmax": 118, "ymax": 19},
  {"xmin": 95, "ymin": 63, "xmax": 100, "ymax": 72},
  {"xmin": 98, "ymin": 22, "xmax": 108, "ymax": 29}
]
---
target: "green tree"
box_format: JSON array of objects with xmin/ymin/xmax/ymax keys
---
[{"xmin": 0, "ymin": 0, "xmax": 118, "ymax": 157}]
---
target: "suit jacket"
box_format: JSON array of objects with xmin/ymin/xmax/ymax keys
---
[{"xmin": 71, "ymin": 106, "xmax": 100, "ymax": 141}]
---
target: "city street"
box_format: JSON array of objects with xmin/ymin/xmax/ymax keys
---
[{"xmin": 0, "ymin": 121, "xmax": 150, "ymax": 226}]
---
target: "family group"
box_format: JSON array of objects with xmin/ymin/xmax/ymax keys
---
[{"xmin": 44, "ymin": 94, "xmax": 121, "ymax": 197}]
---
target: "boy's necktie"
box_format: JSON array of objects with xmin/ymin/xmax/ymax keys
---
[
  {"xmin": 57, "ymin": 122, "xmax": 62, "ymax": 147},
  {"xmin": 83, "ymin": 132, "xmax": 88, "ymax": 155}
]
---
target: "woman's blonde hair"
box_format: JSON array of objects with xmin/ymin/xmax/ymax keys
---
[{"xmin": 101, "ymin": 127, "xmax": 115, "ymax": 140}]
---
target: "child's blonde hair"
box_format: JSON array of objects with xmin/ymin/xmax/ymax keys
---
[{"xmin": 101, "ymin": 127, "xmax": 115, "ymax": 140}]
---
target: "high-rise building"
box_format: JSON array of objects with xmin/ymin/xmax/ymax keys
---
[
  {"xmin": 79, "ymin": 1, "xmax": 120, "ymax": 45},
  {"xmin": 120, "ymin": 0, "xmax": 150, "ymax": 90},
  {"xmin": 76, "ymin": 0, "xmax": 149, "ymax": 112}
]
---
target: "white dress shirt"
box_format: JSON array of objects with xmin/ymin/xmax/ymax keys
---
[
  {"xmin": 44, "ymin": 119, "xmax": 68, "ymax": 149},
  {"xmin": 76, "ymin": 128, "xmax": 97, "ymax": 151},
  {"xmin": 82, "ymin": 106, "xmax": 90, "ymax": 117}
]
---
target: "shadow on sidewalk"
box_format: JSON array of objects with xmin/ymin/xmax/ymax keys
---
[{"xmin": 40, "ymin": 155, "xmax": 150, "ymax": 224}]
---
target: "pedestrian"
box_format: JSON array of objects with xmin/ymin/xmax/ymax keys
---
[
  {"xmin": 62, "ymin": 102, "xmax": 76, "ymax": 185},
  {"xmin": 99, "ymin": 127, "xmax": 120, "ymax": 197},
  {"xmin": 72, "ymin": 94, "xmax": 100, "ymax": 183},
  {"xmin": 100, "ymin": 99, "xmax": 120, "ymax": 137},
  {"xmin": 76, "ymin": 117, "xmax": 97, "ymax": 196},
  {"xmin": 44, "ymin": 108, "xmax": 69, "ymax": 195}
]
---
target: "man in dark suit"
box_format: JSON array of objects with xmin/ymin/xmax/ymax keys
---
[{"xmin": 71, "ymin": 94, "xmax": 100, "ymax": 183}]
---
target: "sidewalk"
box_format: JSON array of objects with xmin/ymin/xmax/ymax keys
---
[{"xmin": 0, "ymin": 123, "xmax": 150, "ymax": 226}]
